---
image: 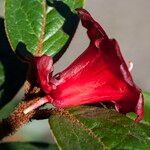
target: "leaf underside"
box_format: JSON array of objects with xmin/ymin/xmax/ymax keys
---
[
  {"xmin": 5, "ymin": 0, "xmax": 84, "ymax": 57},
  {"xmin": 49, "ymin": 105, "xmax": 150, "ymax": 150}
]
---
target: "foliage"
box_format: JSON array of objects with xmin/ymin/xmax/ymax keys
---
[
  {"xmin": 5, "ymin": 0, "xmax": 84, "ymax": 57},
  {"xmin": 49, "ymin": 105, "xmax": 150, "ymax": 150}
]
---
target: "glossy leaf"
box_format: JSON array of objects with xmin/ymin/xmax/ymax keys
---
[
  {"xmin": 0, "ymin": 142, "xmax": 58, "ymax": 150},
  {"xmin": 5, "ymin": 0, "xmax": 84, "ymax": 57},
  {"xmin": 49, "ymin": 106, "xmax": 150, "ymax": 149}
]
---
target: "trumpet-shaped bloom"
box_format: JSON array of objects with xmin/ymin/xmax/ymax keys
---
[{"xmin": 25, "ymin": 9, "xmax": 144, "ymax": 122}]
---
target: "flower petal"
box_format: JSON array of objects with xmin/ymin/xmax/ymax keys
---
[
  {"xmin": 35, "ymin": 55, "xmax": 53, "ymax": 94},
  {"xmin": 50, "ymin": 9, "xmax": 144, "ymax": 121},
  {"xmin": 76, "ymin": 8, "xmax": 108, "ymax": 40},
  {"xmin": 34, "ymin": 9, "xmax": 144, "ymax": 122}
]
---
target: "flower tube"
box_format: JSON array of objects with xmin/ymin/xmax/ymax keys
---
[{"xmin": 25, "ymin": 9, "xmax": 144, "ymax": 122}]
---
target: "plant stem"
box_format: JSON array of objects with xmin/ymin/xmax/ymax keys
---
[{"xmin": 0, "ymin": 99, "xmax": 56, "ymax": 141}]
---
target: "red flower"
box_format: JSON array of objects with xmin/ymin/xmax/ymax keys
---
[{"xmin": 24, "ymin": 9, "xmax": 144, "ymax": 122}]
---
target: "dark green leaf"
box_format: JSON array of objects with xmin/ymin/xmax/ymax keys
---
[
  {"xmin": 49, "ymin": 106, "xmax": 150, "ymax": 150},
  {"xmin": 0, "ymin": 142, "xmax": 58, "ymax": 150},
  {"xmin": 0, "ymin": 62, "xmax": 5, "ymax": 106},
  {"xmin": 5, "ymin": 0, "xmax": 84, "ymax": 57},
  {"xmin": 0, "ymin": 62, "xmax": 5, "ymax": 108},
  {"xmin": 0, "ymin": 62, "xmax": 4, "ymax": 85},
  {"xmin": 0, "ymin": 43, "xmax": 5, "ymax": 105},
  {"xmin": 0, "ymin": 17, "xmax": 27, "ymax": 109}
]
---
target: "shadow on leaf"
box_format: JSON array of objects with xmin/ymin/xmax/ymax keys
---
[
  {"xmin": 46, "ymin": 0, "xmax": 80, "ymax": 62},
  {"xmin": 0, "ymin": 18, "xmax": 27, "ymax": 109}
]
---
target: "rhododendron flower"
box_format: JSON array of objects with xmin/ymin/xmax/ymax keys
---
[{"xmin": 24, "ymin": 9, "xmax": 144, "ymax": 122}]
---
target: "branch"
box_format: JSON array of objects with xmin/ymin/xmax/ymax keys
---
[{"xmin": 0, "ymin": 99, "xmax": 57, "ymax": 140}]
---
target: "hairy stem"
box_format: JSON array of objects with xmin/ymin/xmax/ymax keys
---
[{"xmin": 0, "ymin": 99, "xmax": 57, "ymax": 141}]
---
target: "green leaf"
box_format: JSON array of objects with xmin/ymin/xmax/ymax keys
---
[
  {"xmin": 5, "ymin": 0, "xmax": 84, "ymax": 57},
  {"xmin": 0, "ymin": 94, "xmax": 22, "ymax": 120},
  {"xmin": 143, "ymin": 92, "xmax": 150, "ymax": 123},
  {"xmin": 49, "ymin": 106, "xmax": 150, "ymax": 150},
  {"xmin": 0, "ymin": 142, "xmax": 58, "ymax": 150}
]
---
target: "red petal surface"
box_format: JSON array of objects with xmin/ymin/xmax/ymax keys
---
[{"xmin": 35, "ymin": 55, "xmax": 53, "ymax": 94}]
